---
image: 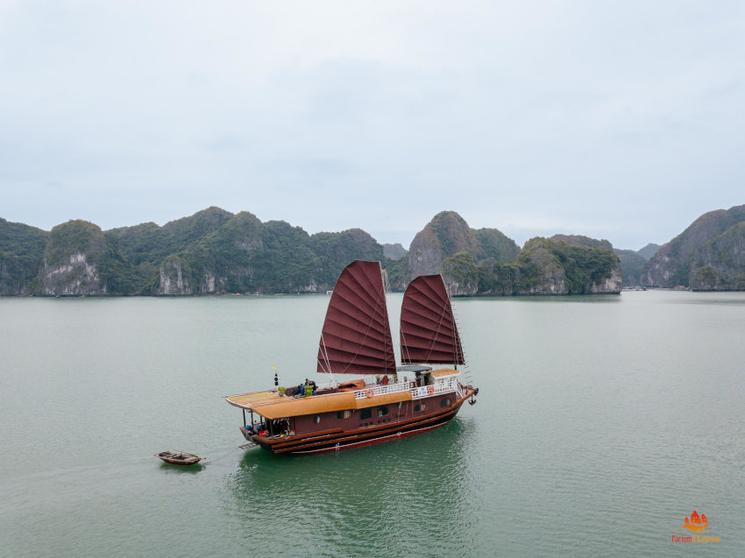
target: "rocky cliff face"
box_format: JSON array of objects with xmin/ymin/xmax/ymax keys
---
[
  {"xmin": 408, "ymin": 211, "xmax": 480, "ymax": 278},
  {"xmin": 0, "ymin": 207, "xmax": 393, "ymax": 296},
  {"xmin": 516, "ymin": 239, "xmax": 570, "ymax": 294},
  {"xmin": 108, "ymin": 206, "xmax": 233, "ymax": 268},
  {"xmin": 43, "ymin": 252, "xmax": 105, "ymax": 296},
  {"xmin": 515, "ymin": 237, "xmax": 621, "ymax": 295},
  {"xmin": 551, "ymin": 235, "xmax": 625, "ymax": 289},
  {"xmin": 405, "ymin": 216, "xmax": 621, "ymax": 299},
  {"xmin": 382, "ymin": 243, "xmax": 407, "ymax": 261},
  {"xmin": 644, "ymin": 204, "xmax": 745, "ymax": 289},
  {"xmin": 440, "ymin": 252, "xmax": 480, "ymax": 296},
  {"xmin": 158, "ymin": 211, "xmax": 264, "ymax": 295},
  {"xmin": 408, "ymin": 212, "xmax": 620, "ymax": 296},
  {"xmin": 475, "ymin": 228, "xmax": 521, "ymax": 262},
  {"xmin": 4, "ymin": 205, "xmax": 698, "ymax": 296},
  {"xmin": 614, "ymin": 243, "xmax": 661, "ymax": 286},
  {"xmin": 41, "ymin": 220, "xmax": 108, "ymax": 296},
  {"xmin": 457, "ymin": 238, "xmax": 622, "ymax": 295},
  {"xmin": 159, "ymin": 257, "xmax": 194, "ymax": 295},
  {"xmin": 637, "ymin": 243, "xmax": 661, "ymax": 261},
  {"xmin": 591, "ymin": 267, "xmax": 624, "ymax": 293},
  {"xmin": 688, "ymin": 222, "xmax": 745, "ymax": 290},
  {"xmin": 156, "ymin": 214, "xmax": 384, "ymax": 295},
  {"xmin": 614, "ymin": 249, "xmax": 647, "ymax": 287},
  {"xmin": 408, "ymin": 211, "xmax": 518, "ymax": 281}
]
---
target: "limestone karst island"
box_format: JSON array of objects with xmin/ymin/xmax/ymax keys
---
[{"xmin": 1, "ymin": 204, "xmax": 744, "ymax": 297}]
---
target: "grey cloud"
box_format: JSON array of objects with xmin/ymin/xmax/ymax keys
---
[{"xmin": 1, "ymin": 0, "xmax": 743, "ymax": 249}]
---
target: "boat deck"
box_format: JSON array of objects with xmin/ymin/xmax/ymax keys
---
[{"xmin": 225, "ymin": 371, "xmax": 462, "ymax": 420}]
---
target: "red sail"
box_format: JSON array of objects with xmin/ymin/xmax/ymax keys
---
[
  {"xmin": 400, "ymin": 275, "xmax": 465, "ymax": 365},
  {"xmin": 317, "ymin": 261, "xmax": 396, "ymax": 375}
]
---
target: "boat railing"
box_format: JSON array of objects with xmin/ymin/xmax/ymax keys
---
[
  {"xmin": 354, "ymin": 377, "xmax": 461, "ymax": 400},
  {"xmin": 410, "ymin": 377, "xmax": 460, "ymax": 400},
  {"xmin": 354, "ymin": 380, "xmax": 415, "ymax": 399}
]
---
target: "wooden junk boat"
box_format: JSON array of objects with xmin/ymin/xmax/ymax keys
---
[{"xmin": 225, "ymin": 261, "xmax": 479, "ymax": 455}]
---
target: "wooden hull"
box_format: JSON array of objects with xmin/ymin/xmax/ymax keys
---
[
  {"xmin": 245, "ymin": 388, "xmax": 474, "ymax": 455},
  {"xmin": 157, "ymin": 451, "xmax": 203, "ymax": 465}
]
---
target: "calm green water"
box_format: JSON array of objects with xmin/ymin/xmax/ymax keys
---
[{"xmin": 1, "ymin": 291, "xmax": 744, "ymax": 557}]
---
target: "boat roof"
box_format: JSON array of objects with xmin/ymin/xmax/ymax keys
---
[
  {"xmin": 225, "ymin": 367, "xmax": 459, "ymax": 419},
  {"xmin": 225, "ymin": 389, "xmax": 411, "ymax": 420},
  {"xmin": 396, "ymin": 364, "xmax": 432, "ymax": 373},
  {"xmin": 429, "ymin": 368, "xmax": 460, "ymax": 378}
]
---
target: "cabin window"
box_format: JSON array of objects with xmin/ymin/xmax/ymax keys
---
[
  {"xmin": 361, "ymin": 408, "xmax": 372, "ymax": 420},
  {"xmin": 414, "ymin": 403, "xmax": 426, "ymax": 412},
  {"xmin": 377, "ymin": 406, "xmax": 389, "ymax": 417},
  {"xmin": 314, "ymin": 415, "xmax": 321, "ymax": 424},
  {"xmin": 440, "ymin": 398, "xmax": 451, "ymax": 408},
  {"xmin": 336, "ymin": 410, "xmax": 352, "ymax": 419}
]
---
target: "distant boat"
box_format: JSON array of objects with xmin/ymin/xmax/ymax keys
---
[
  {"xmin": 226, "ymin": 260, "xmax": 479, "ymax": 455},
  {"xmin": 156, "ymin": 450, "xmax": 204, "ymax": 465},
  {"xmin": 326, "ymin": 290, "xmax": 333, "ymax": 295}
]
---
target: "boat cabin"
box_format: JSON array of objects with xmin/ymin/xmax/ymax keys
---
[{"xmin": 226, "ymin": 368, "xmax": 464, "ymax": 441}]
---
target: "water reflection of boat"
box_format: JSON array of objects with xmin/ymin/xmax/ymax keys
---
[
  {"xmin": 226, "ymin": 418, "xmax": 476, "ymax": 556},
  {"xmin": 225, "ymin": 261, "xmax": 478, "ymax": 455}
]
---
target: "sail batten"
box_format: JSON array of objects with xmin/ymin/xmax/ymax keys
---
[
  {"xmin": 400, "ymin": 275, "xmax": 465, "ymax": 365},
  {"xmin": 324, "ymin": 316, "xmax": 392, "ymax": 340},
  {"xmin": 400, "ymin": 314, "xmax": 459, "ymax": 334},
  {"xmin": 317, "ymin": 261, "xmax": 395, "ymax": 375},
  {"xmin": 328, "ymin": 278, "xmax": 385, "ymax": 315},
  {"xmin": 324, "ymin": 299, "xmax": 389, "ymax": 331}
]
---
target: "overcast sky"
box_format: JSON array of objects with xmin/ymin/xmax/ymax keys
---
[{"xmin": 1, "ymin": 1, "xmax": 744, "ymax": 249}]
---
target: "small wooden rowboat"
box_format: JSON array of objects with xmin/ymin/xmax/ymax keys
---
[{"xmin": 156, "ymin": 451, "xmax": 204, "ymax": 465}]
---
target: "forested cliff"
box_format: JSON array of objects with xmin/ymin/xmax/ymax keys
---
[{"xmin": 3, "ymin": 203, "xmax": 743, "ymax": 296}]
